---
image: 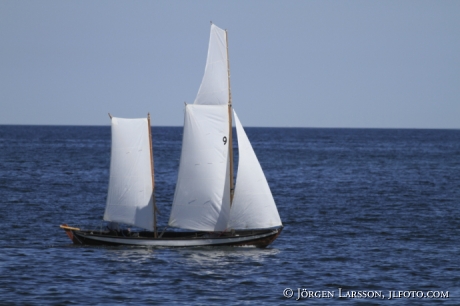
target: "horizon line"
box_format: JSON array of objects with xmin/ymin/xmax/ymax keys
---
[{"xmin": 1, "ymin": 123, "xmax": 459, "ymax": 131}]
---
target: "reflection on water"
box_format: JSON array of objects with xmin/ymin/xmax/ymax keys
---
[
  {"xmin": 105, "ymin": 246, "xmax": 157, "ymax": 264},
  {"xmin": 180, "ymin": 247, "xmax": 281, "ymax": 267},
  {"xmin": 103, "ymin": 245, "xmax": 281, "ymax": 267}
]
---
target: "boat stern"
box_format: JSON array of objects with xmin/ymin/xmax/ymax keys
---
[{"xmin": 60, "ymin": 224, "xmax": 81, "ymax": 244}]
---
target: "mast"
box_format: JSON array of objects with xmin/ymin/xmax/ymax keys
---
[
  {"xmin": 147, "ymin": 113, "xmax": 158, "ymax": 238},
  {"xmin": 226, "ymin": 29, "xmax": 235, "ymax": 204}
]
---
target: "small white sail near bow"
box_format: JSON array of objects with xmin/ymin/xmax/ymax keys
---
[
  {"xmin": 103, "ymin": 117, "xmax": 154, "ymax": 231},
  {"xmin": 228, "ymin": 111, "xmax": 283, "ymax": 229}
]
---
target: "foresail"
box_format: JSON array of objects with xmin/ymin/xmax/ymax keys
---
[
  {"xmin": 194, "ymin": 24, "xmax": 229, "ymax": 105},
  {"xmin": 168, "ymin": 104, "xmax": 231, "ymax": 231},
  {"xmin": 228, "ymin": 111, "xmax": 282, "ymax": 229},
  {"xmin": 103, "ymin": 117, "xmax": 154, "ymax": 231}
]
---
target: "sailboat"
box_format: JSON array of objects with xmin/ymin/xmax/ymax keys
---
[{"xmin": 60, "ymin": 23, "xmax": 283, "ymax": 247}]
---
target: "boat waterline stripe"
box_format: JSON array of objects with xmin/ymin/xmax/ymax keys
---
[{"xmin": 74, "ymin": 231, "xmax": 277, "ymax": 247}]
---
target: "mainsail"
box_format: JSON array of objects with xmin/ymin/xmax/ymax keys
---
[
  {"xmin": 168, "ymin": 105, "xmax": 231, "ymax": 231},
  {"xmin": 103, "ymin": 117, "xmax": 154, "ymax": 231},
  {"xmin": 228, "ymin": 111, "xmax": 283, "ymax": 229}
]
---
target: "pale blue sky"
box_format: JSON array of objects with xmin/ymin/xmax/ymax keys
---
[{"xmin": 1, "ymin": 1, "xmax": 459, "ymax": 128}]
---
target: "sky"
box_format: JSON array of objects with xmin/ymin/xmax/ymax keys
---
[{"xmin": 1, "ymin": 1, "xmax": 459, "ymax": 128}]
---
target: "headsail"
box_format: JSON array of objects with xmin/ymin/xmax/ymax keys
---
[
  {"xmin": 228, "ymin": 111, "xmax": 283, "ymax": 229},
  {"xmin": 103, "ymin": 117, "xmax": 154, "ymax": 231},
  {"xmin": 168, "ymin": 104, "xmax": 231, "ymax": 231},
  {"xmin": 194, "ymin": 24, "xmax": 229, "ymax": 105}
]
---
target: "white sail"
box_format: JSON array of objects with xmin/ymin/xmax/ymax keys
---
[
  {"xmin": 228, "ymin": 111, "xmax": 283, "ymax": 229},
  {"xmin": 194, "ymin": 24, "xmax": 229, "ymax": 105},
  {"xmin": 103, "ymin": 117, "xmax": 154, "ymax": 231},
  {"xmin": 168, "ymin": 104, "xmax": 231, "ymax": 231}
]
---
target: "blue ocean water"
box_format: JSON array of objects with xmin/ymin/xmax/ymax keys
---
[{"xmin": 0, "ymin": 125, "xmax": 459, "ymax": 305}]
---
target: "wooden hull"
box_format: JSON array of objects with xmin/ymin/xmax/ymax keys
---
[{"xmin": 60, "ymin": 224, "xmax": 283, "ymax": 248}]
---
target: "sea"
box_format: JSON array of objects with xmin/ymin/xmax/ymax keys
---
[{"xmin": 0, "ymin": 125, "xmax": 459, "ymax": 305}]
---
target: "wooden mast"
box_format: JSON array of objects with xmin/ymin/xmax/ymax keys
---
[
  {"xmin": 226, "ymin": 29, "xmax": 235, "ymax": 204},
  {"xmin": 147, "ymin": 113, "xmax": 158, "ymax": 238}
]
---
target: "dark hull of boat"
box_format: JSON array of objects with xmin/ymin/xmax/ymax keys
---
[{"xmin": 60, "ymin": 224, "xmax": 283, "ymax": 248}]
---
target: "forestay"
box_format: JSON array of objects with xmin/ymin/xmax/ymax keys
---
[
  {"xmin": 168, "ymin": 104, "xmax": 231, "ymax": 231},
  {"xmin": 228, "ymin": 111, "xmax": 283, "ymax": 229},
  {"xmin": 193, "ymin": 24, "xmax": 229, "ymax": 106},
  {"xmin": 103, "ymin": 117, "xmax": 154, "ymax": 231}
]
